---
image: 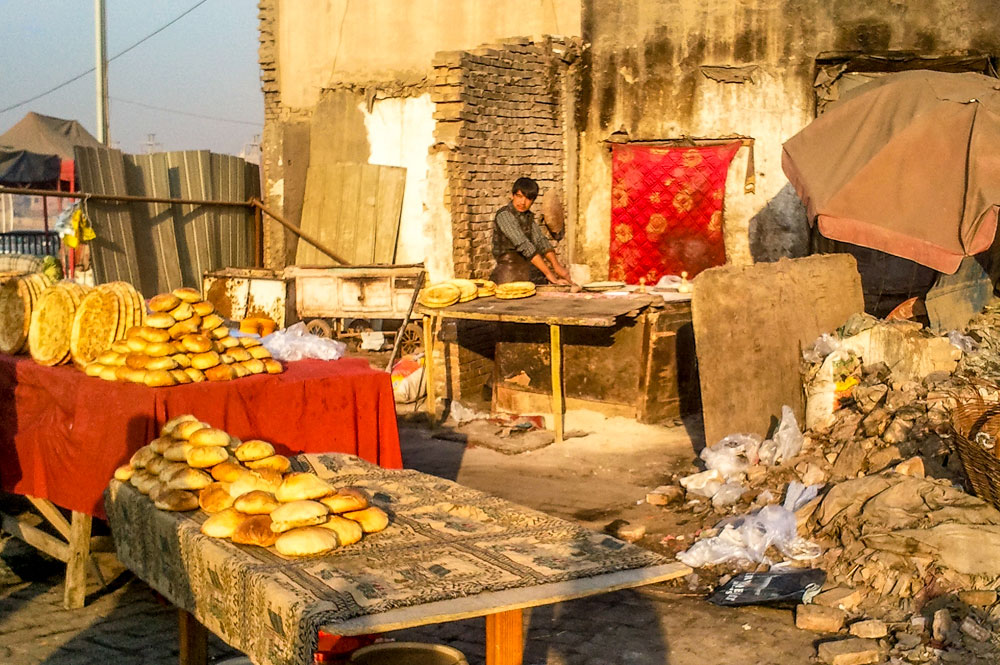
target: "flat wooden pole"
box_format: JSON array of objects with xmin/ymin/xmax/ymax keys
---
[
  {"xmin": 423, "ymin": 315, "xmax": 435, "ymax": 421},
  {"xmin": 178, "ymin": 609, "xmax": 208, "ymax": 665},
  {"xmin": 64, "ymin": 511, "xmax": 92, "ymax": 609},
  {"xmin": 486, "ymin": 608, "xmax": 523, "ymax": 665},
  {"xmin": 550, "ymin": 324, "xmax": 564, "ymax": 444}
]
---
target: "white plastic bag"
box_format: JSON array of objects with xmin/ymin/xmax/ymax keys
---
[
  {"xmin": 802, "ymin": 332, "xmax": 841, "ymax": 364},
  {"xmin": 947, "ymin": 330, "xmax": 978, "ymax": 354},
  {"xmin": 679, "ymin": 469, "xmax": 724, "ymax": 498},
  {"xmin": 771, "ymin": 406, "xmax": 803, "ymax": 464},
  {"xmin": 712, "ymin": 482, "xmax": 746, "ymax": 507},
  {"xmin": 677, "ymin": 503, "xmax": 822, "ymax": 567},
  {"xmin": 262, "ymin": 322, "xmax": 347, "ymax": 362},
  {"xmin": 449, "ymin": 401, "xmax": 486, "ymax": 424},
  {"xmin": 700, "ymin": 434, "xmax": 762, "ymax": 479},
  {"xmin": 782, "ymin": 481, "xmax": 821, "ymax": 512}
]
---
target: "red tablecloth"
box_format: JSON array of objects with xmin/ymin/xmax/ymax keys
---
[{"xmin": 0, "ymin": 355, "xmax": 402, "ymax": 518}]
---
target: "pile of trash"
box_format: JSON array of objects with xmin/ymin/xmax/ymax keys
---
[{"xmin": 650, "ymin": 312, "xmax": 1000, "ymax": 664}]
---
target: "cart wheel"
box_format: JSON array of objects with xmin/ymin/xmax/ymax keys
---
[
  {"xmin": 399, "ymin": 322, "xmax": 423, "ymax": 356},
  {"xmin": 306, "ymin": 318, "xmax": 333, "ymax": 339}
]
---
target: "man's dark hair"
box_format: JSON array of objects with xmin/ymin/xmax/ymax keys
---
[{"xmin": 512, "ymin": 177, "xmax": 539, "ymax": 200}]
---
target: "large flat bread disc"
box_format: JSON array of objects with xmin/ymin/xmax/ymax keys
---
[
  {"xmin": 0, "ymin": 278, "xmax": 28, "ymax": 354},
  {"xmin": 104, "ymin": 283, "xmax": 129, "ymax": 341},
  {"xmin": 29, "ymin": 284, "xmax": 78, "ymax": 365},
  {"xmin": 70, "ymin": 287, "xmax": 121, "ymax": 366},
  {"xmin": 447, "ymin": 279, "xmax": 478, "ymax": 302}
]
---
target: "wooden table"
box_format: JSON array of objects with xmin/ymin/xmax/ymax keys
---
[
  {"xmin": 417, "ymin": 292, "xmax": 655, "ymax": 443},
  {"xmin": 105, "ymin": 453, "xmax": 690, "ymax": 665},
  {"xmin": 0, "ymin": 355, "xmax": 401, "ymax": 609}
]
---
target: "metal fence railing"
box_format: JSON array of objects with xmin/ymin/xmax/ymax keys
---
[{"xmin": 0, "ymin": 230, "xmax": 60, "ymax": 257}]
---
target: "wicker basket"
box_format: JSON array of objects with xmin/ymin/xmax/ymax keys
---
[{"xmin": 950, "ymin": 393, "xmax": 1000, "ymax": 511}]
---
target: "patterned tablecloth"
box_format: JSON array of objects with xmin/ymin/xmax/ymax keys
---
[{"xmin": 105, "ymin": 453, "xmax": 669, "ymax": 665}]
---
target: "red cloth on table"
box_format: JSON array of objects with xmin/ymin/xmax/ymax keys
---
[
  {"xmin": 609, "ymin": 142, "xmax": 740, "ymax": 284},
  {"xmin": 0, "ymin": 355, "xmax": 402, "ymax": 518}
]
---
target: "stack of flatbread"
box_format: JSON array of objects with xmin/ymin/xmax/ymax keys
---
[
  {"xmin": 84, "ymin": 287, "xmax": 283, "ymax": 386},
  {"xmin": 418, "ymin": 282, "xmax": 461, "ymax": 308},
  {"xmin": 114, "ymin": 415, "xmax": 390, "ymax": 557},
  {"xmin": 474, "ymin": 279, "xmax": 496, "ymax": 297},
  {"xmin": 0, "ymin": 272, "xmax": 55, "ymax": 355},
  {"xmin": 69, "ymin": 281, "xmax": 146, "ymax": 367},
  {"xmin": 495, "ymin": 281, "xmax": 536, "ymax": 300},
  {"xmin": 418, "ymin": 278, "xmax": 500, "ymax": 308},
  {"xmin": 28, "ymin": 282, "xmax": 94, "ymax": 365}
]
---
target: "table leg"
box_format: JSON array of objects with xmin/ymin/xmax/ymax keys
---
[
  {"xmin": 178, "ymin": 609, "xmax": 208, "ymax": 665},
  {"xmin": 423, "ymin": 314, "xmax": 436, "ymax": 422},
  {"xmin": 63, "ymin": 511, "xmax": 92, "ymax": 609},
  {"xmin": 549, "ymin": 324, "xmax": 564, "ymax": 444},
  {"xmin": 486, "ymin": 608, "xmax": 523, "ymax": 665}
]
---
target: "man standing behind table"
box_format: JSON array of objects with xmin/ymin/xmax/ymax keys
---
[{"xmin": 490, "ymin": 177, "xmax": 572, "ymax": 285}]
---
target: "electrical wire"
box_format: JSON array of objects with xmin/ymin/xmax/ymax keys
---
[
  {"xmin": 110, "ymin": 97, "xmax": 262, "ymax": 127},
  {"xmin": 0, "ymin": 0, "xmax": 211, "ymax": 115}
]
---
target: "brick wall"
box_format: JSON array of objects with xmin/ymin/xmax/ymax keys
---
[{"xmin": 431, "ymin": 38, "xmax": 569, "ymax": 279}]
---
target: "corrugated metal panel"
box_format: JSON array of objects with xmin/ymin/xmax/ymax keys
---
[
  {"xmin": 165, "ymin": 150, "xmax": 218, "ymax": 287},
  {"xmin": 75, "ymin": 146, "xmax": 142, "ymax": 288},
  {"xmin": 211, "ymin": 153, "xmax": 252, "ymax": 269},
  {"xmin": 124, "ymin": 153, "xmax": 183, "ymax": 293},
  {"xmin": 295, "ymin": 162, "xmax": 405, "ymax": 266}
]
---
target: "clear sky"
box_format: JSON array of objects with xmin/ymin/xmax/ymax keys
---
[{"xmin": 0, "ymin": 0, "xmax": 264, "ymax": 157}]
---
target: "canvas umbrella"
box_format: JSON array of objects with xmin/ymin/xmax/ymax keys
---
[{"xmin": 782, "ymin": 70, "xmax": 1000, "ymax": 274}]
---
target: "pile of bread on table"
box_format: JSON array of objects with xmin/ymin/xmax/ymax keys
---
[
  {"xmin": 83, "ymin": 286, "xmax": 284, "ymax": 386},
  {"xmin": 0, "ymin": 271, "xmax": 286, "ymax": 386},
  {"xmin": 418, "ymin": 278, "xmax": 536, "ymax": 308},
  {"xmin": 114, "ymin": 415, "xmax": 388, "ymax": 557}
]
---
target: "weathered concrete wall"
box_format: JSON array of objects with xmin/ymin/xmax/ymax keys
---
[
  {"xmin": 576, "ymin": 0, "xmax": 1000, "ymax": 279},
  {"xmin": 277, "ymin": 0, "xmax": 582, "ymax": 110}
]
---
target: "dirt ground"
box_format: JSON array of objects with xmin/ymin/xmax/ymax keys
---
[{"xmin": 396, "ymin": 408, "xmax": 821, "ymax": 664}]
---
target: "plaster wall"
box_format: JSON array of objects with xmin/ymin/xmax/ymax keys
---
[
  {"xmin": 359, "ymin": 94, "xmax": 442, "ymax": 269},
  {"xmin": 576, "ymin": 0, "xmax": 1000, "ymax": 278},
  {"xmin": 277, "ymin": 0, "xmax": 582, "ymax": 110}
]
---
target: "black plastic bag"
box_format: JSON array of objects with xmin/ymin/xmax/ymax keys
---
[{"xmin": 708, "ymin": 568, "xmax": 826, "ymax": 607}]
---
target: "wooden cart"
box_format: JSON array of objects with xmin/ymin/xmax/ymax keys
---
[{"xmin": 284, "ymin": 264, "xmax": 424, "ymax": 353}]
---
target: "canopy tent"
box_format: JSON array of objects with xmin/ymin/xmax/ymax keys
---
[{"xmin": 0, "ymin": 112, "xmax": 102, "ymax": 160}]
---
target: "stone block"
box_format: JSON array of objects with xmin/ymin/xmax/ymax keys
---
[
  {"xmin": 796, "ymin": 604, "xmax": 846, "ymax": 633},
  {"xmin": 813, "ymin": 587, "xmax": 863, "ymax": 611},
  {"xmin": 816, "ymin": 638, "xmax": 884, "ymax": 665},
  {"xmin": 894, "ymin": 456, "xmax": 925, "ymax": 477},
  {"xmin": 646, "ymin": 485, "xmax": 684, "ymax": 506},
  {"xmin": 848, "ymin": 619, "xmax": 887, "ymax": 638},
  {"xmin": 958, "ymin": 590, "xmax": 997, "ymax": 607}
]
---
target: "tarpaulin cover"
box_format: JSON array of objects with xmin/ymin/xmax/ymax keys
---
[
  {"xmin": 782, "ymin": 70, "xmax": 1000, "ymax": 274},
  {"xmin": 609, "ymin": 143, "xmax": 739, "ymax": 284},
  {"xmin": 0, "ymin": 112, "xmax": 102, "ymax": 160},
  {"xmin": 0, "ymin": 149, "xmax": 60, "ymax": 185},
  {"xmin": 0, "ymin": 355, "xmax": 402, "ymax": 518}
]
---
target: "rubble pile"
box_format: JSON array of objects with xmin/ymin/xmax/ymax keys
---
[{"xmin": 648, "ymin": 313, "xmax": 1000, "ymax": 664}]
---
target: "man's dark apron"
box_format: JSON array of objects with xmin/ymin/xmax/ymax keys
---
[{"xmin": 490, "ymin": 252, "xmax": 546, "ymax": 285}]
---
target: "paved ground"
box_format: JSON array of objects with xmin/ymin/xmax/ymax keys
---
[{"xmin": 0, "ymin": 410, "xmax": 818, "ymax": 664}]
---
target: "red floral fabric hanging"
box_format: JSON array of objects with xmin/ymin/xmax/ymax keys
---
[{"xmin": 609, "ymin": 142, "xmax": 740, "ymax": 284}]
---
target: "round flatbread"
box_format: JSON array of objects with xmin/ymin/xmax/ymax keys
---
[
  {"xmin": 447, "ymin": 279, "xmax": 478, "ymax": 303},
  {"xmin": 418, "ymin": 283, "xmax": 461, "ymax": 308},
  {"xmin": 473, "ymin": 279, "xmax": 496, "ymax": 297},
  {"xmin": 29, "ymin": 284, "xmax": 78, "ymax": 365},
  {"xmin": 495, "ymin": 281, "xmax": 536, "ymax": 300},
  {"xmin": 70, "ymin": 287, "xmax": 121, "ymax": 366},
  {"xmin": 0, "ymin": 278, "xmax": 29, "ymax": 354}
]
